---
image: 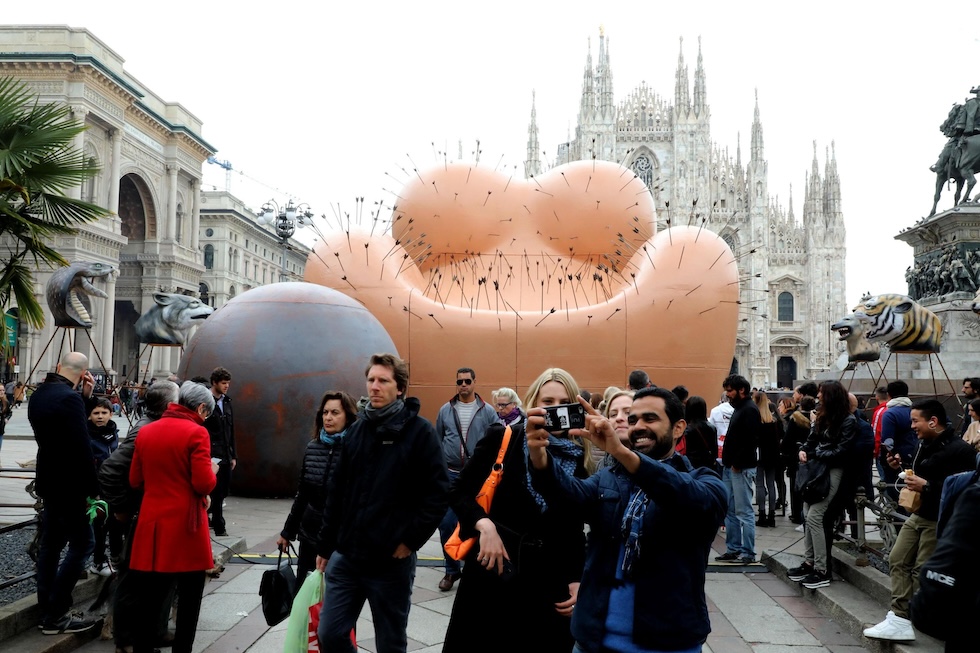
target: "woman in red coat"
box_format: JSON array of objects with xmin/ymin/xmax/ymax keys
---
[{"xmin": 129, "ymin": 381, "xmax": 218, "ymax": 653}]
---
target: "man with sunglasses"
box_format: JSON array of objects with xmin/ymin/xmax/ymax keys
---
[
  {"xmin": 526, "ymin": 386, "xmax": 728, "ymax": 652},
  {"xmin": 434, "ymin": 367, "xmax": 501, "ymax": 591}
]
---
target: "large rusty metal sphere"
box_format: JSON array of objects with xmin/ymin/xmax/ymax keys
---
[{"xmin": 177, "ymin": 282, "xmax": 397, "ymax": 497}]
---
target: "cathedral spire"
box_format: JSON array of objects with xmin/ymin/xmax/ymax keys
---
[
  {"xmin": 803, "ymin": 140, "xmax": 823, "ymax": 228},
  {"xmin": 788, "ymin": 183, "xmax": 795, "ymax": 223},
  {"xmin": 525, "ymin": 90, "xmax": 542, "ymax": 179},
  {"xmin": 750, "ymin": 89, "xmax": 764, "ymax": 163},
  {"xmin": 693, "ymin": 36, "xmax": 706, "ymax": 117},
  {"xmin": 598, "ymin": 33, "xmax": 614, "ymax": 116},
  {"xmin": 674, "ymin": 36, "xmax": 690, "ymax": 117},
  {"xmin": 736, "ymin": 131, "xmax": 742, "ymax": 168},
  {"xmin": 579, "ymin": 37, "xmax": 596, "ymax": 122},
  {"xmin": 823, "ymin": 140, "xmax": 842, "ymax": 219}
]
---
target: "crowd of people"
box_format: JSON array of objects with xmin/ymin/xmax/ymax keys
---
[{"xmin": 22, "ymin": 352, "xmax": 980, "ymax": 653}]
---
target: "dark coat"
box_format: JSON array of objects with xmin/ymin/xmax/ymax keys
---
[
  {"xmin": 781, "ymin": 409, "xmax": 811, "ymax": 471},
  {"xmin": 87, "ymin": 420, "xmax": 119, "ymax": 466},
  {"xmin": 802, "ymin": 414, "xmax": 859, "ymax": 468},
  {"xmin": 757, "ymin": 418, "xmax": 784, "ymax": 468},
  {"xmin": 909, "ymin": 428, "xmax": 977, "ymax": 522},
  {"xmin": 281, "ymin": 438, "xmax": 343, "ymax": 545},
  {"xmin": 28, "ymin": 373, "xmax": 98, "ymax": 510},
  {"xmin": 203, "ymin": 393, "xmax": 235, "ymax": 461},
  {"xmin": 97, "ymin": 417, "xmax": 154, "ymax": 515},
  {"xmin": 317, "ymin": 398, "xmax": 448, "ymax": 561},
  {"xmin": 721, "ymin": 395, "xmax": 760, "ymax": 470},
  {"xmin": 682, "ymin": 420, "xmax": 719, "ymax": 471},
  {"xmin": 444, "ymin": 422, "xmax": 587, "ymax": 652},
  {"xmin": 530, "ymin": 451, "xmax": 728, "ymax": 652}
]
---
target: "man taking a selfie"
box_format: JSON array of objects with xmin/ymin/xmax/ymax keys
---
[{"xmin": 526, "ymin": 386, "xmax": 727, "ymax": 653}]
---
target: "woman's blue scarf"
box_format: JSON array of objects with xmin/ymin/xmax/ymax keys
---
[{"xmin": 319, "ymin": 426, "xmax": 347, "ymax": 445}]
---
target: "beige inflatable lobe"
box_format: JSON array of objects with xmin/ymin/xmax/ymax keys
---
[{"xmin": 306, "ymin": 160, "xmax": 740, "ymax": 420}]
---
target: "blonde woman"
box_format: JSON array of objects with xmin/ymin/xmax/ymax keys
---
[
  {"xmin": 753, "ymin": 390, "xmax": 785, "ymax": 527},
  {"xmin": 596, "ymin": 389, "xmax": 634, "ymax": 470},
  {"xmin": 444, "ymin": 367, "xmax": 589, "ymax": 653}
]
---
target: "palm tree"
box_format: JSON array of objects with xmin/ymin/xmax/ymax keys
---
[{"xmin": 0, "ymin": 76, "xmax": 108, "ymax": 330}]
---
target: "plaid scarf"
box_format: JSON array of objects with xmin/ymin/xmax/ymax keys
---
[
  {"xmin": 523, "ymin": 422, "xmax": 583, "ymax": 510},
  {"xmin": 619, "ymin": 486, "xmax": 648, "ymax": 579}
]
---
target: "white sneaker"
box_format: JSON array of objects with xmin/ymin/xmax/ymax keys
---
[
  {"xmin": 863, "ymin": 611, "xmax": 915, "ymax": 641},
  {"xmin": 794, "ymin": 524, "xmax": 804, "ymax": 532}
]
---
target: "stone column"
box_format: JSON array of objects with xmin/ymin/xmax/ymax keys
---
[
  {"xmin": 191, "ymin": 179, "xmax": 201, "ymax": 252},
  {"xmin": 69, "ymin": 106, "xmax": 88, "ymax": 200},
  {"xmin": 100, "ymin": 274, "xmax": 117, "ymax": 374},
  {"xmin": 107, "ymin": 128, "xmax": 123, "ymax": 215},
  {"xmin": 166, "ymin": 165, "xmax": 179, "ymax": 241}
]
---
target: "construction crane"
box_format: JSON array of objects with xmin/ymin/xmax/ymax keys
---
[{"xmin": 206, "ymin": 156, "xmax": 233, "ymax": 191}]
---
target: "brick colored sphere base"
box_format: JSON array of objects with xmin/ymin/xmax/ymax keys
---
[{"xmin": 177, "ymin": 282, "xmax": 397, "ymax": 497}]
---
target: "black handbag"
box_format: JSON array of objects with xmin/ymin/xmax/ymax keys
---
[
  {"xmin": 259, "ymin": 545, "xmax": 297, "ymax": 626},
  {"xmin": 795, "ymin": 459, "xmax": 831, "ymax": 504}
]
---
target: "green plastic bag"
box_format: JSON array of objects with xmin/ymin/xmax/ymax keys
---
[{"xmin": 283, "ymin": 570, "xmax": 323, "ymax": 653}]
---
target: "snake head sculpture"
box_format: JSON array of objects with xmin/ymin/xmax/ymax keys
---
[{"xmin": 45, "ymin": 261, "xmax": 117, "ymax": 328}]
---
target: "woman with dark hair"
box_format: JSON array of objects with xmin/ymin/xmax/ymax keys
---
[
  {"xmin": 788, "ymin": 380, "xmax": 857, "ymax": 589},
  {"xmin": 962, "ymin": 397, "xmax": 980, "ymax": 451},
  {"xmin": 780, "ymin": 396, "xmax": 815, "ymax": 525},
  {"xmin": 277, "ymin": 390, "xmax": 358, "ymax": 588},
  {"xmin": 682, "ymin": 395, "xmax": 719, "ymax": 472}
]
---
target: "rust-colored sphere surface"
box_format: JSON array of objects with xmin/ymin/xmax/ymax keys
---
[
  {"xmin": 305, "ymin": 160, "xmax": 740, "ymax": 420},
  {"xmin": 177, "ymin": 282, "xmax": 397, "ymax": 497}
]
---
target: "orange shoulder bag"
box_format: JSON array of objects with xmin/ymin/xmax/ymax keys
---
[{"xmin": 443, "ymin": 426, "xmax": 512, "ymax": 561}]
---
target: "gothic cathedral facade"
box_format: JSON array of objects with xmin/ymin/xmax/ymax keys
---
[{"xmin": 525, "ymin": 33, "xmax": 847, "ymax": 389}]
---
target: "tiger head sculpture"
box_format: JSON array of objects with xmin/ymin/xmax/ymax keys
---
[
  {"xmin": 830, "ymin": 312, "xmax": 881, "ymax": 362},
  {"xmin": 852, "ymin": 293, "xmax": 942, "ymax": 353}
]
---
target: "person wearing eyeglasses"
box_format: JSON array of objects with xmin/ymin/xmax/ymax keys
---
[
  {"xmin": 435, "ymin": 367, "xmax": 501, "ymax": 591},
  {"xmin": 492, "ymin": 387, "xmax": 525, "ymax": 427}
]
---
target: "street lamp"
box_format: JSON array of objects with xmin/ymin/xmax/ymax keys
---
[{"xmin": 255, "ymin": 199, "xmax": 313, "ymax": 282}]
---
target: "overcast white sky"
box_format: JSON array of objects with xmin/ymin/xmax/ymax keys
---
[{"xmin": 16, "ymin": 1, "xmax": 980, "ymax": 307}]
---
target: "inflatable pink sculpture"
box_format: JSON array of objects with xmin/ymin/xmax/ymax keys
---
[{"xmin": 306, "ymin": 160, "xmax": 740, "ymax": 420}]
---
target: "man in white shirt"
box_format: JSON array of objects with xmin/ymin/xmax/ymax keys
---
[{"xmin": 709, "ymin": 393, "xmax": 734, "ymax": 461}]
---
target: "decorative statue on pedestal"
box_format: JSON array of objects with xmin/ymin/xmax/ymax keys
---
[
  {"xmin": 134, "ymin": 292, "xmax": 214, "ymax": 345},
  {"xmin": 44, "ymin": 261, "xmax": 117, "ymax": 328},
  {"xmin": 929, "ymin": 86, "xmax": 980, "ymax": 216}
]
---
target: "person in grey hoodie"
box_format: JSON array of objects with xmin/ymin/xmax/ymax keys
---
[{"xmin": 434, "ymin": 367, "xmax": 501, "ymax": 591}]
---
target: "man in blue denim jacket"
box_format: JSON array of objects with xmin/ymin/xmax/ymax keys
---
[{"xmin": 527, "ymin": 386, "xmax": 728, "ymax": 653}]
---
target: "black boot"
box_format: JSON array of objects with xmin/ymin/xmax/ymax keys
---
[
  {"xmin": 756, "ymin": 511, "xmax": 768, "ymax": 527},
  {"xmin": 766, "ymin": 512, "xmax": 776, "ymax": 527}
]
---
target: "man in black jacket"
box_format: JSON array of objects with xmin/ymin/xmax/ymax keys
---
[
  {"xmin": 203, "ymin": 367, "xmax": 235, "ymax": 536},
  {"xmin": 863, "ymin": 398, "xmax": 976, "ymax": 643},
  {"xmin": 315, "ymin": 353, "xmax": 448, "ymax": 653},
  {"xmin": 28, "ymin": 352, "xmax": 99, "ymax": 634},
  {"xmin": 715, "ymin": 374, "xmax": 761, "ymax": 564}
]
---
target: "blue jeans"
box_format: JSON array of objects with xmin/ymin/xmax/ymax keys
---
[
  {"xmin": 36, "ymin": 503, "xmax": 95, "ymax": 623},
  {"xmin": 723, "ymin": 467, "xmax": 756, "ymax": 558},
  {"xmin": 318, "ymin": 551, "xmax": 416, "ymax": 653},
  {"xmin": 438, "ymin": 470, "xmax": 461, "ymax": 575}
]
